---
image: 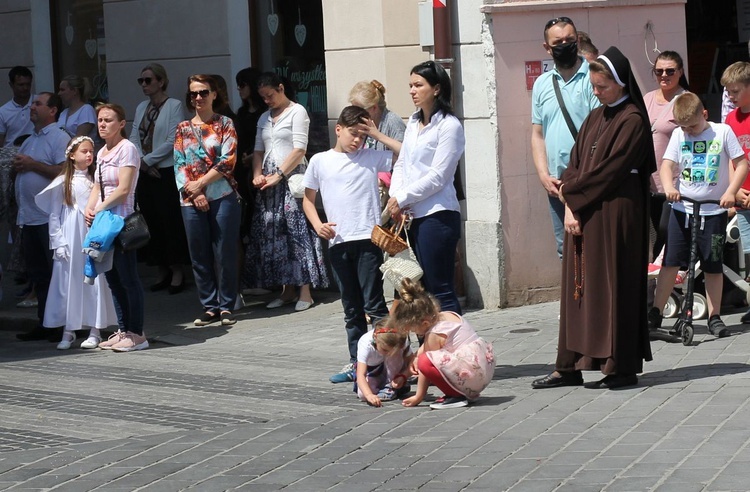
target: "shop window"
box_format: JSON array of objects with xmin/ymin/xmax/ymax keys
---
[
  {"xmin": 250, "ymin": 0, "xmax": 327, "ymax": 155},
  {"xmin": 49, "ymin": 0, "xmax": 107, "ymax": 102}
]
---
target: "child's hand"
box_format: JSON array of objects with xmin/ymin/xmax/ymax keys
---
[
  {"xmin": 315, "ymin": 222, "xmax": 337, "ymax": 240},
  {"xmin": 252, "ymin": 175, "xmax": 267, "ymax": 188},
  {"xmin": 402, "ymin": 395, "xmax": 422, "ymax": 407},
  {"xmin": 366, "ymin": 394, "xmax": 382, "ymax": 407},
  {"xmin": 664, "ymin": 187, "xmax": 680, "ymax": 203},
  {"xmin": 390, "ymin": 374, "xmax": 407, "ymax": 389},
  {"xmin": 720, "ymin": 190, "xmax": 736, "ymax": 209}
]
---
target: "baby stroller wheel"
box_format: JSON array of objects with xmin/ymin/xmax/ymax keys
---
[
  {"xmin": 663, "ymin": 293, "xmax": 680, "ymax": 318},
  {"xmin": 692, "ymin": 293, "xmax": 708, "ymax": 320}
]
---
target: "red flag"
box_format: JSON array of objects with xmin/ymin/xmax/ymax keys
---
[{"xmin": 433, "ymin": 0, "xmax": 447, "ymax": 7}]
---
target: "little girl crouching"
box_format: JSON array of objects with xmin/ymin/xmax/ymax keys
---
[
  {"xmin": 354, "ymin": 319, "xmax": 414, "ymax": 407},
  {"xmin": 391, "ymin": 279, "xmax": 495, "ymax": 410}
]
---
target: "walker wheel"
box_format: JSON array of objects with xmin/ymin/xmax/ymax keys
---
[
  {"xmin": 663, "ymin": 294, "xmax": 679, "ymax": 318},
  {"xmin": 682, "ymin": 323, "xmax": 694, "ymax": 346},
  {"xmin": 692, "ymin": 294, "xmax": 708, "ymax": 320}
]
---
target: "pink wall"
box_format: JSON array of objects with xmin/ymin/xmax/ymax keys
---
[{"xmin": 485, "ymin": 3, "xmax": 687, "ymax": 305}]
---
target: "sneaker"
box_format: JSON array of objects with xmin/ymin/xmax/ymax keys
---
[
  {"xmin": 429, "ymin": 396, "xmax": 468, "ymax": 410},
  {"xmin": 194, "ymin": 311, "xmax": 220, "ymax": 326},
  {"xmin": 98, "ymin": 330, "xmax": 126, "ymax": 350},
  {"xmin": 220, "ymin": 311, "xmax": 236, "ymax": 325},
  {"xmin": 329, "ymin": 363, "xmax": 355, "ymax": 383},
  {"xmin": 377, "ymin": 385, "xmax": 397, "ymax": 401},
  {"xmin": 80, "ymin": 336, "xmax": 101, "ymax": 349},
  {"xmin": 707, "ymin": 315, "xmax": 730, "ymax": 338},
  {"xmin": 647, "ymin": 307, "xmax": 662, "ymax": 330},
  {"xmin": 111, "ymin": 332, "xmax": 149, "ymax": 352},
  {"xmin": 741, "ymin": 308, "xmax": 750, "ymax": 324}
]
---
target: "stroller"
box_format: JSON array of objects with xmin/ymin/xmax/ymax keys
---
[{"xmin": 650, "ymin": 197, "xmax": 750, "ymax": 345}]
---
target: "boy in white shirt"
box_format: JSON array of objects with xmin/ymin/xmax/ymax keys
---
[
  {"xmin": 302, "ymin": 106, "xmax": 393, "ymax": 383},
  {"xmin": 649, "ymin": 92, "xmax": 748, "ymax": 337}
]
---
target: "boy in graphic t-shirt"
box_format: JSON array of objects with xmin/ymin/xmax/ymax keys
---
[
  {"xmin": 302, "ymin": 105, "xmax": 395, "ymax": 384},
  {"xmin": 649, "ymin": 92, "xmax": 748, "ymax": 337},
  {"xmin": 721, "ymin": 61, "xmax": 750, "ymax": 323}
]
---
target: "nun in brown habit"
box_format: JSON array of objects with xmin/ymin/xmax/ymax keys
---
[{"xmin": 532, "ymin": 46, "xmax": 655, "ymax": 390}]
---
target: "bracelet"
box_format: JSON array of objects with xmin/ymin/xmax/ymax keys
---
[{"xmin": 276, "ymin": 168, "xmax": 286, "ymax": 180}]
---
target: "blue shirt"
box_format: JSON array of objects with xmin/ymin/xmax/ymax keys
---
[
  {"xmin": 531, "ymin": 59, "xmax": 600, "ymax": 178},
  {"xmin": 16, "ymin": 122, "xmax": 69, "ymax": 225}
]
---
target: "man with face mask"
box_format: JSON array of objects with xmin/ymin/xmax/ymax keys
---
[{"xmin": 531, "ymin": 17, "xmax": 599, "ymax": 258}]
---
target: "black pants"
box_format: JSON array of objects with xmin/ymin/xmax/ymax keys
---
[{"xmin": 22, "ymin": 223, "xmax": 53, "ymax": 325}]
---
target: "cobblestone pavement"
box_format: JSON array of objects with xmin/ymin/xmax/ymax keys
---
[{"xmin": 2, "ymin": 271, "xmax": 750, "ymax": 491}]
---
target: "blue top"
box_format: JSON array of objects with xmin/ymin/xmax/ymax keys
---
[{"xmin": 531, "ymin": 58, "xmax": 600, "ymax": 178}]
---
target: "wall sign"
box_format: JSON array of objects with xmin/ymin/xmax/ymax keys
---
[{"xmin": 525, "ymin": 59, "xmax": 554, "ymax": 90}]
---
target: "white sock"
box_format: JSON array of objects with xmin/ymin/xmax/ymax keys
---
[
  {"xmin": 89, "ymin": 327, "xmax": 101, "ymax": 339},
  {"xmin": 62, "ymin": 331, "xmax": 75, "ymax": 342}
]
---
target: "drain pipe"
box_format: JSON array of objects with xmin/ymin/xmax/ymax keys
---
[{"xmin": 433, "ymin": 0, "xmax": 453, "ymax": 71}]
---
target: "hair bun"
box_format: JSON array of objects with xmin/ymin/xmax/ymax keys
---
[
  {"xmin": 399, "ymin": 278, "xmax": 423, "ymax": 303},
  {"xmin": 371, "ymin": 80, "xmax": 386, "ymax": 96}
]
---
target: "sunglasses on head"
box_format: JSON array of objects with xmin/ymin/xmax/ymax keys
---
[
  {"xmin": 137, "ymin": 77, "xmax": 153, "ymax": 85},
  {"xmin": 654, "ymin": 68, "xmax": 677, "ymax": 76},
  {"xmin": 545, "ymin": 16, "xmax": 573, "ymax": 30},
  {"xmin": 189, "ymin": 90, "xmax": 211, "ymax": 99}
]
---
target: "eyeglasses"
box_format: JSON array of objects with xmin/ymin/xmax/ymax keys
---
[
  {"xmin": 137, "ymin": 77, "xmax": 153, "ymax": 85},
  {"xmin": 653, "ymin": 68, "xmax": 677, "ymax": 76},
  {"xmin": 545, "ymin": 16, "xmax": 573, "ymax": 30},
  {"xmin": 189, "ymin": 90, "xmax": 211, "ymax": 99}
]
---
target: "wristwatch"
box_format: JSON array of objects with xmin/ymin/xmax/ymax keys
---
[{"xmin": 276, "ymin": 168, "xmax": 286, "ymax": 179}]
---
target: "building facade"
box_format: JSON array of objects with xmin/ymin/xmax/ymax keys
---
[{"xmin": 2, "ymin": 0, "xmax": 726, "ymax": 308}]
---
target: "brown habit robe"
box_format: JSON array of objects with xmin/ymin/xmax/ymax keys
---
[{"xmin": 557, "ymin": 100, "xmax": 655, "ymax": 375}]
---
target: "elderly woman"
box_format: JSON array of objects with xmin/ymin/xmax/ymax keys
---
[
  {"xmin": 174, "ymin": 74, "xmax": 240, "ymax": 326},
  {"xmin": 130, "ymin": 63, "xmax": 189, "ymax": 294},
  {"xmin": 643, "ymin": 51, "xmax": 689, "ymax": 258},
  {"xmin": 532, "ymin": 46, "xmax": 655, "ymax": 390},
  {"xmin": 57, "ymin": 75, "xmax": 96, "ymax": 138},
  {"xmin": 244, "ymin": 72, "xmax": 328, "ymax": 311},
  {"xmin": 387, "ymin": 61, "xmax": 465, "ymax": 314}
]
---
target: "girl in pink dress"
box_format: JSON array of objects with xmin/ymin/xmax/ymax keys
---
[{"xmin": 391, "ymin": 279, "xmax": 495, "ymax": 409}]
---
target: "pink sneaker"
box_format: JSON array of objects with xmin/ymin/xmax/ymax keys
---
[
  {"xmin": 98, "ymin": 330, "xmax": 126, "ymax": 350},
  {"xmin": 111, "ymin": 332, "xmax": 149, "ymax": 352}
]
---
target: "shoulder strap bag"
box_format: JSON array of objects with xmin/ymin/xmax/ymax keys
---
[
  {"xmin": 99, "ymin": 157, "xmax": 150, "ymax": 251},
  {"xmin": 552, "ymin": 76, "xmax": 578, "ymax": 140}
]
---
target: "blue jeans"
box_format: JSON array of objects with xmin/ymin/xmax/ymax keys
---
[
  {"xmin": 408, "ymin": 210, "xmax": 462, "ymax": 314},
  {"xmin": 181, "ymin": 193, "xmax": 241, "ymax": 312},
  {"xmin": 329, "ymin": 239, "xmax": 389, "ymax": 362},
  {"xmin": 22, "ymin": 223, "xmax": 53, "ymax": 325},
  {"xmin": 105, "ymin": 246, "xmax": 144, "ymax": 335},
  {"xmin": 548, "ymin": 195, "xmax": 565, "ymax": 259}
]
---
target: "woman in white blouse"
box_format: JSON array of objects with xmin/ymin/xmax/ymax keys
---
[
  {"xmin": 57, "ymin": 75, "xmax": 96, "ymax": 138},
  {"xmin": 244, "ymin": 73, "xmax": 328, "ymax": 311},
  {"xmin": 387, "ymin": 61, "xmax": 465, "ymax": 313}
]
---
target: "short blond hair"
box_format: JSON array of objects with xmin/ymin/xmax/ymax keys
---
[
  {"xmin": 721, "ymin": 61, "xmax": 750, "ymax": 87},
  {"xmin": 672, "ymin": 92, "xmax": 704, "ymax": 124}
]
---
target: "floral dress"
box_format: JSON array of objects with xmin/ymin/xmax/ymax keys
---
[
  {"xmin": 426, "ymin": 315, "xmax": 495, "ymax": 400},
  {"xmin": 243, "ymin": 103, "xmax": 328, "ymax": 288}
]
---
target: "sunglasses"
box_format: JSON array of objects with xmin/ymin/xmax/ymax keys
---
[
  {"xmin": 545, "ymin": 16, "xmax": 573, "ymax": 30},
  {"xmin": 654, "ymin": 68, "xmax": 677, "ymax": 76},
  {"xmin": 189, "ymin": 90, "xmax": 211, "ymax": 99},
  {"xmin": 137, "ymin": 77, "xmax": 153, "ymax": 85}
]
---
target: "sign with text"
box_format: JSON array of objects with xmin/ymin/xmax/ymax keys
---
[{"xmin": 525, "ymin": 59, "xmax": 554, "ymax": 91}]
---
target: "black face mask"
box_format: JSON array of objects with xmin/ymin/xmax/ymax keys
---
[{"xmin": 551, "ymin": 41, "xmax": 579, "ymax": 69}]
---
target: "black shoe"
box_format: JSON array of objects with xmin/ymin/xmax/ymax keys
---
[
  {"xmin": 167, "ymin": 279, "xmax": 185, "ymax": 295},
  {"xmin": 531, "ymin": 371, "xmax": 583, "ymax": 389},
  {"xmin": 647, "ymin": 307, "xmax": 662, "ymax": 330},
  {"xmin": 707, "ymin": 315, "xmax": 730, "ymax": 338},
  {"xmin": 220, "ymin": 311, "xmax": 236, "ymax": 326},
  {"xmin": 741, "ymin": 309, "xmax": 750, "ymax": 324},
  {"xmin": 585, "ymin": 374, "xmax": 638, "ymax": 389},
  {"xmin": 194, "ymin": 311, "xmax": 220, "ymax": 326},
  {"xmin": 17, "ymin": 326, "xmax": 55, "ymax": 342},
  {"xmin": 149, "ymin": 274, "xmax": 172, "ymax": 292}
]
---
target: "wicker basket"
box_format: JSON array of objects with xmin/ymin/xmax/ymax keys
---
[{"xmin": 371, "ymin": 216, "xmax": 408, "ymax": 255}]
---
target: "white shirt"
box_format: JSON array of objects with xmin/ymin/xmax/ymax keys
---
[
  {"xmin": 664, "ymin": 122, "xmax": 745, "ymax": 216},
  {"xmin": 59, "ymin": 104, "xmax": 97, "ymax": 138},
  {"xmin": 0, "ymin": 96, "xmax": 34, "ymax": 147},
  {"xmin": 303, "ymin": 148, "xmax": 391, "ymax": 246},
  {"xmin": 16, "ymin": 122, "xmax": 69, "ymax": 225},
  {"xmin": 389, "ymin": 110, "xmax": 465, "ymax": 218},
  {"xmin": 255, "ymin": 102, "xmax": 309, "ymax": 166}
]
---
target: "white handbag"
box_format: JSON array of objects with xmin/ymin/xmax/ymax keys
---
[
  {"xmin": 287, "ymin": 174, "xmax": 305, "ymax": 199},
  {"xmin": 380, "ymin": 231, "xmax": 423, "ymax": 287}
]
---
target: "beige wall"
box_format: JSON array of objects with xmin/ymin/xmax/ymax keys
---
[
  {"xmin": 0, "ymin": 1, "xmax": 34, "ymax": 101},
  {"xmin": 483, "ymin": 0, "xmax": 687, "ymax": 305}
]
